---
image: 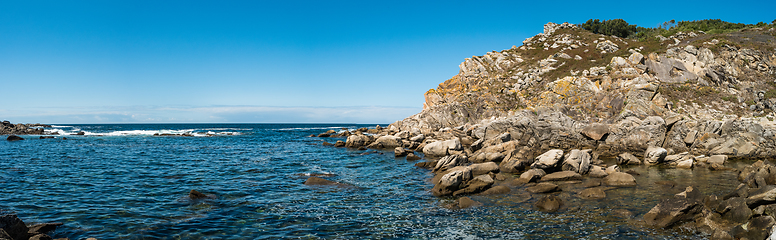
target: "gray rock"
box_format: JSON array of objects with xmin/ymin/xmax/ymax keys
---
[
  {"xmin": 423, "ymin": 138, "xmax": 462, "ymax": 157},
  {"xmin": 596, "ymin": 40, "xmax": 619, "ymax": 53},
  {"xmin": 409, "ymin": 134, "xmax": 425, "ymax": 142},
  {"xmin": 531, "ymin": 149, "xmax": 564, "ymax": 170},
  {"xmin": 644, "ymin": 146, "xmax": 667, "ymax": 165},
  {"xmin": 628, "ymin": 52, "xmax": 644, "ymax": 65},
  {"xmin": 709, "ymin": 155, "xmax": 728, "ymax": 165},
  {"xmin": 581, "ymin": 123, "xmax": 609, "ymax": 141},
  {"xmin": 433, "ymin": 168, "xmax": 473, "ymax": 196},
  {"xmin": 561, "ymin": 149, "xmax": 592, "ymax": 174}
]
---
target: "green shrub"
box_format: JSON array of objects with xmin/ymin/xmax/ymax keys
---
[{"xmin": 580, "ymin": 19, "xmax": 637, "ymax": 38}]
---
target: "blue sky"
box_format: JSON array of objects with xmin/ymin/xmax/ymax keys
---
[{"xmin": 2, "ymin": 1, "xmax": 774, "ymax": 124}]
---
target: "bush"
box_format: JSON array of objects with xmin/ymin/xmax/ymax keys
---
[
  {"xmin": 581, "ymin": 18, "xmax": 771, "ymax": 41},
  {"xmin": 580, "ymin": 19, "xmax": 637, "ymax": 38}
]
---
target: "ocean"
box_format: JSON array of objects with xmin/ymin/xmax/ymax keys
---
[{"xmin": 0, "ymin": 124, "xmax": 742, "ymax": 239}]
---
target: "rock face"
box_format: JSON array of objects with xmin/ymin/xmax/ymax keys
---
[{"xmin": 320, "ymin": 22, "xmax": 776, "ymax": 236}]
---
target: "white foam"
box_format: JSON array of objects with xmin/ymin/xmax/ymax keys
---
[{"xmin": 274, "ymin": 127, "xmax": 346, "ymax": 131}]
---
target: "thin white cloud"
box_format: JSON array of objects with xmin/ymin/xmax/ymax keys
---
[{"xmin": 0, "ymin": 105, "xmax": 421, "ymax": 124}]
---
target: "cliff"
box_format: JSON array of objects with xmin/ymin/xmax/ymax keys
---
[{"xmin": 389, "ymin": 22, "xmax": 776, "ymax": 159}]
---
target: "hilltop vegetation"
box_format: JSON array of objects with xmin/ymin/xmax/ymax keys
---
[{"xmin": 581, "ymin": 18, "xmax": 776, "ymax": 41}]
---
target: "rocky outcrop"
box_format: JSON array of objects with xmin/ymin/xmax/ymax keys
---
[{"xmin": 0, "ymin": 121, "xmax": 48, "ymax": 135}]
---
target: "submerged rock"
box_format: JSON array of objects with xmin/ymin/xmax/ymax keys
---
[
  {"xmin": 603, "ymin": 172, "xmax": 636, "ymax": 187},
  {"xmin": 526, "ymin": 182, "xmax": 559, "ymax": 193},
  {"xmin": 535, "ymin": 195, "xmax": 563, "ymax": 212},
  {"xmin": 304, "ymin": 177, "xmax": 351, "ymax": 188},
  {"xmin": 579, "ymin": 187, "xmax": 607, "ymax": 199},
  {"xmin": 6, "ymin": 135, "xmax": 23, "ymax": 141},
  {"xmin": 643, "ymin": 198, "xmax": 703, "ymax": 228}
]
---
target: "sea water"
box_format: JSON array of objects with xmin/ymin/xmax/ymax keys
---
[{"xmin": 0, "ymin": 124, "xmax": 743, "ymax": 239}]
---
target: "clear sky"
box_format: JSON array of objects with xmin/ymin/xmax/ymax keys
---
[{"xmin": 2, "ymin": 1, "xmax": 774, "ymax": 124}]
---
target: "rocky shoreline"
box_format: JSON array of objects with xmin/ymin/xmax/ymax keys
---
[{"xmin": 314, "ymin": 21, "xmax": 776, "ymax": 239}]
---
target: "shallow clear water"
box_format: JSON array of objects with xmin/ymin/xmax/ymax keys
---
[{"xmin": 0, "ymin": 124, "xmax": 747, "ymax": 239}]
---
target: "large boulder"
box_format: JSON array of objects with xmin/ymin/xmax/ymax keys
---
[
  {"xmin": 499, "ymin": 148, "xmax": 534, "ymax": 173},
  {"xmin": 367, "ymin": 135, "xmax": 402, "ymax": 149},
  {"xmin": 581, "ymin": 123, "xmax": 609, "ymax": 141},
  {"xmin": 561, "ymin": 149, "xmax": 592, "ymax": 174},
  {"xmin": 531, "ymin": 149, "xmax": 564, "ymax": 170},
  {"xmin": 643, "ymin": 198, "xmax": 703, "ymax": 228},
  {"xmin": 644, "ymin": 146, "xmax": 667, "ymax": 165},
  {"xmin": 603, "ymin": 172, "xmax": 637, "ymax": 187},
  {"xmin": 719, "ymin": 197, "xmax": 752, "ymax": 223},
  {"xmin": 423, "ymin": 138, "xmax": 462, "ymax": 157},
  {"xmin": 469, "ymin": 162, "xmax": 499, "ymax": 176},
  {"xmin": 453, "ymin": 174, "xmax": 494, "ymax": 196},
  {"xmin": 345, "ymin": 134, "xmax": 373, "ymax": 148},
  {"xmin": 432, "ymin": 167, "xmax": 473, "ymax": 196}
]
